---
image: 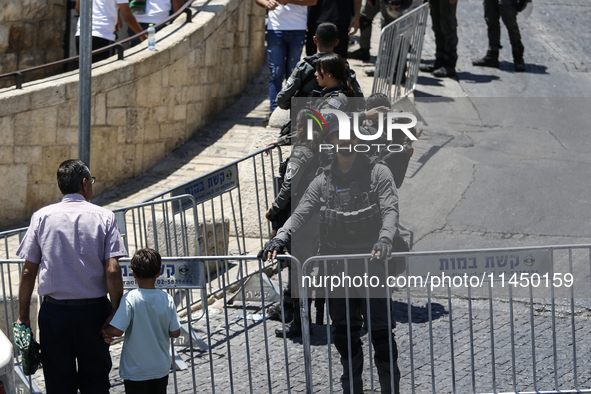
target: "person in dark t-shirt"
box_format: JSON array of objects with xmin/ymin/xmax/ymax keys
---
[{"xmin": 306, "ymin": 0, "xmax": 361, "ymax": 59}]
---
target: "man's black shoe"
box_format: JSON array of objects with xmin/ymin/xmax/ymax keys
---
[
  {"xmin": 472, "ymin": 52, "xmax": 500, "ymax": 68},
  {"xmin": 267, "ymin": 303, "xmax": 293, "ymax": 323},
  {"xmin": 275, "ymin": 323, "xmax": 301, "ymax": 338},
  {"xmin": 348, "ymin": 48, "xmax": 370, "ymax": 62},
  {"xmin": 419, "ymin": 59, "xmax": 444, "ymax": 73},
  {"xmin": 514, "ymin": 58, "xmax": 526, "ymax": 72},
  {"xmin": 419, "ymin": 64, "xmax": 436, "ymax": 72},
  {"xmin": 432, "ymin": 66, "xmax": 456, "ymax": 78}
]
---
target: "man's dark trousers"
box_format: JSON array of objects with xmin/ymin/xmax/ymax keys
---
[
  {"xmin": 484, "ymin": 0, "xmax": 523, "ymax": 59},
  {"xmin": 429, "ymin": 0, "xmax": 458, "ymax": 70},
  {"xmin": 38, "ymin": 298, "xmax": 112, "ymax": 394}
]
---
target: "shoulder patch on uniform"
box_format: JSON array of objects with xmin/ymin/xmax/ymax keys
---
[
  {"xmin": 291, "ymin": 149, "xmax": 304, "ymax": 159},
  {"xmin": 285, "ymin": 162, "xmax": 300, "ymax": 180},
  {"xmin": 282, "ymin": 77, "xmax": 295, "ymax": 92},
  {"xmin": 328, "ymin": 98, "xmax": 342, "ymax": 109}
]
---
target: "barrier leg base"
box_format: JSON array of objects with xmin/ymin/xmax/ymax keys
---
[
  {"xmin": 173, "ymin": 323, "xmax": 208, "ymax": 351},
  {"xmin": 169, "ymin": 346, "xmax": 188, "ymax": 371},
  {"xmin": 14, "ymin": 365, "xmax": 42, "ymax": 394}
]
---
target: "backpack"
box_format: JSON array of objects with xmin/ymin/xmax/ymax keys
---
[
  {"xmin": 372, "ymin": 144, "xmax": 414, "ymax": 189},
  {"xmin": 515, "ymin": 0, "xmax": 531, "ymax": 12}
]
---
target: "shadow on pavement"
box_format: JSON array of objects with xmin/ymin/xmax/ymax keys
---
[
  {"xmin": 300, "ymin": 300, "xmax": 451, "ymax": 346},
  {"xmin": 417, "ymin": 75, "xmax": 445, "ymax": 87},
  {"xmin": 456, "ymin": 71, "xmax": 500, "ymax": 84},
  {"xmin": 392, "ymin": 301, "xmax": 449, "ymax": 324},
  {"xmin": 414, "ymin": 90, "xmax": 455, "ymax": 101},
  {"xmin": 498, "ymin": 61, "xmax": 549, "ymax": 74}
]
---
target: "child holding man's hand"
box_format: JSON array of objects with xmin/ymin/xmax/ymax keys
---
[{"xmin": 103, "ymin": 248, "xmax": 181, "ymax": 394}]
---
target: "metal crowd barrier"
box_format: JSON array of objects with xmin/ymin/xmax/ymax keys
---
[
  {"xmin": 3, "ymin": 243, "xmax": 591, "ymax": 393},
  {"xmin": 112, "ymin": 145, "xmax": 283, "ymax": 309},
  {"xmin": 300, "ymin": 244, "xmax": 591, "ymax": 394},
  {"xmin": 0, "ymin": 255, "xmax": 312, "ymax": 394},
  {"xmin": 142, "ymin": 145, "xmax": 282, "ymax": 257},
  {"xmin": 372, "ymin": 3, "xmax": 430, "ymax": 106},
  {"xmin": 0, "ymin": 228, "xmax": 27, "ymax": 260},
  {"xmin": 0, "ymin": 259, "xmax": 42, "ymax": 393},
  {"xmin": 0, "ymin": 228, "xmax": 28, "ymax": 348}
]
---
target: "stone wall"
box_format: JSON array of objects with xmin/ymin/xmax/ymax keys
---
[
  {"xmin": 0, "ymin": 0, "xmax": 266, "ymax": 228},
  {"xmin": 0, "ymin": 0, "xmax": 67, "ymax": 89}
]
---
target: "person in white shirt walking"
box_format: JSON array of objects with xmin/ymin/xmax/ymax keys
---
[
  {"xmin": 256, "ymin": 0, "xmax": 318, "ymax": 112},
  {"xmin": 127, "ymin": 0, "xmax": 184, "ymax": 47},
  {"xmin": 76, "ymin": 0, "xmax": 146, "ymax": 62}
]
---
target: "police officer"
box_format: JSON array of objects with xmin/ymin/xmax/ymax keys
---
[
  {"xmin": 419, "ymin": 0, "xmax": 458, "ymax": 78},
  {"xmin": 472, "ymin": 0, "xmax": 526, "ymax": 72},
  {"xmin": 266, "ymin": 109, "xmax": 325, "ymax": 337},
  {"xmin": 275, "ymin": 23, "xmax": 363, "ymax": 111},
  {"xmin": 259, "ymin": 119, "xmax": 401, "ymax": 393},
  {"xmin": 271, "ymin": 52, "xmax": 363, "ymax": 148},
  {"xmin": 348, "ymin": 0, "xmax": 411, "ymax": 61}
]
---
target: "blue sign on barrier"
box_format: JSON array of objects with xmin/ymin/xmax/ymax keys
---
[
  {"xmin": 171, "ymin": 164, "xmax": 238, "ymax": 209},
  {"xmin": 120, "ymin": 258, "xmax": 205, "ymax": 289}
]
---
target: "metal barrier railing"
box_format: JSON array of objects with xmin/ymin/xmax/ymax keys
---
[
  {"xmin": 4, "ymin": 241, "xmax": 591, "ymax": 393},
  {"xmin": 0, "ymin": 228, "xmax": 28, "ymax": 356},
  {"xmin": 112, "ymin": 144, "xmax": 283, "ymax": 312},
  {"xmin": 372, "ymin": 3, "xmax": 430, "ymax": 104},
  {"xmin": 0, "ymin": 255, "xmax": 312, "ymax": 394},
  {"xmin": 301, "ymin": 244, "xmax": 591, "ymax": 394},
  {"xmin": 0, "ymin": 228, "xmax": 27, "ymax": 260},
  {"xmin": 112, "ymin": 193, "xmax": 276, "ymax": 314},
  {"xmin": 0, "ymin": 0, "xmax": 196, "ymax": 89},
  {"xmin": 141, "ymin": 144, "xmax": 283, "ymax": 269}
]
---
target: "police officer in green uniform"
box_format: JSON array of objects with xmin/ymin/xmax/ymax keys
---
[
  {"xmin": 275, "ymin": 22, "xmax": 363, "ymax": 112},
  {"xmin": 259, "ymin": 116, "xmax": 401, "ymax": 393},
  {"xmin": 266, "ymin": 109, "xmax": 325, "ymax": 337}
]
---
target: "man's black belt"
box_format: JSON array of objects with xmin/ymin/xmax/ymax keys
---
[{"xmin": 43, "ymin": 296, "xmax": 107, "ymax": 306}]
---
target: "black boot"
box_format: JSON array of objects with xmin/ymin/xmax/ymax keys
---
[
  {"xmin": 513, "ymin": 47, "xmax": 525, "ymax": 72},
  {"xmin": 419, "ymin": 59, "xmax": 444, "ymax": 73},
  {"xmin": 432, "ymin": 66, "xmax": 456, "ymax": 78},
  {"xmin": 267, "ymin": 294, "xmax": 294, "ymax": 323},
  {"xmin": 348, "ymin": 48, "xmax": 370, "ymax": 61},
  {"xmin": 472, "ymin": 50, "xmax": 500, "ymax": 68},
  {"xmin": 275, "ymin": 301, "xmax": 302, "ymax": 338}
]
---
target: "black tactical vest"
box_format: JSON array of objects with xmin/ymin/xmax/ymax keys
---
[{"xmin": 319, "ymin": 163, "xmax": 382, "ymax": 250}]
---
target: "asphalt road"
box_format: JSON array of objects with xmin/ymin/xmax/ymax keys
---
[{"xmin": 403, "ymin": 0, "xmax": 591, "ymax": 254}]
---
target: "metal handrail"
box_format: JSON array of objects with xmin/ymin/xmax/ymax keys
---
[{"xmin": 0, "ymin": 1, "xmax": 197, "ymax": 89}]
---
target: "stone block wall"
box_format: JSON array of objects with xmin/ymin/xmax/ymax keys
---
[
  {"xmin": 0, "ymin": 0, "xmax": 266, "ymax": 228},
  {"xmin": 0, "ymin": 0, "xmax": 67, "ymax": 89}
]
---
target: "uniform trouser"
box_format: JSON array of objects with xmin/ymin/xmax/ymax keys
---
[
  {"xmin": 38, "ymin": 298, "xmax": 112, "ymax": 394},
  {"xmin": 429, "ymin": 0, "xmax": 458, "ymax": 69},
  {"xmin": 483, "ymin": 0, "xmax": 524, "ymax": 59},
  {"xmin": 359, "ymin": 0, "xmax": 402, "ymax": 51},
  {"xmin": 287, "ymin": 214, "xmax": 320, "ymax": 301},
  {"xmin": 329, "ymin": 297, "xmax": 401, "ymax": 394}
]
